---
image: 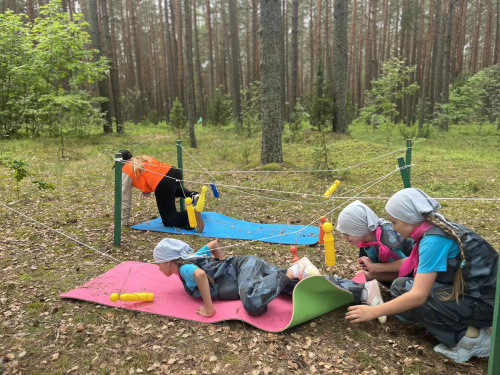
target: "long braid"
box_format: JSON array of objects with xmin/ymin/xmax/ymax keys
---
[
  {"xmin": 131, "ymin": 156, "xmax": 155, "ymax": 177},
  {"xmin": 423, "ymin": 213, "xmax": 467, "ymax": 302}
]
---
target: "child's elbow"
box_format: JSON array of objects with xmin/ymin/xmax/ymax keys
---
[
  {"xmin": 193, "ymin": 269, "xmax": 207, "ymax": 280},
  {"xmin": 411, "ymin": 291, "xmax": 429, "ymax": 307}
]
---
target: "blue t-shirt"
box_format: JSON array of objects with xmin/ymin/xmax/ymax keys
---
[
  {"xmin": 178, "ymin": 245, "xmax": 211, "ymax": 290},
  {"xmin": 417, "ymin": 234, "xmax": 460, "ymax": 273}
]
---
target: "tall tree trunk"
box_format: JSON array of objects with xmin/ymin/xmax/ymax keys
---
[
  {"xmin": 290, "ymin": 0, "xmax": 299, "ymax": 118},
  {"xmin": 309, "ymin": 0, "xmax": 314, "ymax": 93},
  {"xmin": 168, "ymin": 0, "xmax": 179, "ymax": 102},
  {"xmin": 101, "ymin": 0, "xmax": 123, "ymax": 133},
  {"xmin": 369, "ymin": 0, "xmax": 378, "ymax": 81},
  {"xmin": 193, "ymin": 0, "xmax": 205, "ymax": 121},
  {"xmin": 205, "ymin": 0, "xmax": 215, "ymax": 97},
  {"xmin": 494, "ymin": 0, "xmax": 500, "ymax": 64},
  {"xmin": 221, "ymin": 1, "xmax": 230, "ymax": 93},
  {"xmin": 158, "ymin": 0, "xmax": 170, "ymax": 118},
  {"xmin": 419, "ymin": 0, "xmax": 434, "ymax": 129},
  {"xmin": 454, "ymin": 0, "xmax": 467, "ymax": 76},
  {"xmin": 482, "ymin": 0, "xmax": 494, "ymax": 68},
  {"xmin": 214, "ymin": 7, "xmax": 222, "ymax": 90},
  {"xmin": 89, "ymin": 0, "xmax": 113, "ymax": 133},
  {"xmin": 176, "ymin": 0, "xmax": 185, "ymax": 105},
  {"xmin": 280, "ymin": 0, "xmax": 287, "ymax": 125},
  {"xmin": 315, "ymin": 0, "xmax": 322, "ymax": 73},
  {"xmin": 441, "ymin": 0, "xmax": 456, "ymax": 131},
  {"xmin": 325, "ymin": 0, "xmax": 333, "ymax": 86},
  {"xmin": 380, "ymin": 0, "xmax": 388, "ymax": 64},
  {"xmin": 348, "ymin": 0, "xmax": 357, "ymax": 106},
  {"xmin": 470, "ymin": 0, "xmax": 482, "ymax": 73},
  {"xmin": 129, "ymin": 0, "xmax": 145, "ymax": 118},
  {"xmin": 429, "ymin": 0, "xmax": 441, "ymax": 114},
  {"xmin": 252, "ymin": 0, "xmax": 260, "ymax": 82},
  {"xmin": 260, "ymin": 0, "xmax": 283, "ymax": 164},
  {"xmin": 228, "ymin": 0, "xmax": 242, "ymax": 126},
  {"xmin": 245, "ymin": 0, "xmax": 252, "ymax": 90},
  {"xmin": 27, "ymin": 0, "xmax": 35, "ymax": 22},
  {"xmin": 333, "ymin": 0, "xmax": 348, "ymax": 133},
  {"xmin": 121, "ymin": 0, "xmax": 135, "ymax": 94},
  {"xmin": 184, "ymin": 0, "xmax": 197, "ymax": 147}
]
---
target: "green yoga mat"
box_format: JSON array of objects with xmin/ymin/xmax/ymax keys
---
[{"xmin": 286, "ymin": 275, "xmax": 355, "ymax": 330}]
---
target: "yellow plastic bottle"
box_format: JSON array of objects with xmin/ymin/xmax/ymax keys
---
[
  {"xmin": 195, "ymin": 186, "xmax": 208, "ymax": 213},
  {"xmin": 110, "ymin": 292, "xmax": 154, "ymax": 302},
  {"xmin": 322, "ymin": 222, "xmax": 336, "ymax": 267},
  {"xmin": 185, "ymin": 197, "xmax": 197, "ymax": 228},
  {"xmin": 323, "ymin": 180, "xmax": 341, "ymax": 199}
]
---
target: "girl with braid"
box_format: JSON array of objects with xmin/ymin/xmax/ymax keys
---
[
  {"xmin": 118, "ymin": 150, "xmax": 199, "ymax": 229},
  {"xmin": 345, "ymin": 188, "xmax": 497, "ymax": 363}
]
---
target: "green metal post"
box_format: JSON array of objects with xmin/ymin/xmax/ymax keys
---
[
  {"xmin": 488, "ymin": 260, "xmax": 500, "ymax": 374},
  {"xmin": 406, "ymin": 139, "xmax": 412, "ymax": 180},
  {"xmin": 397, "ymin": 156, "xmax": 411, "ymax": 188},
  {"xmin": 113, "ymin": 153, "xmax": 123, "ymax": 247},
  {"xmin": 176, "ymin": 140, "xmax": 185, "ymax": 212}
]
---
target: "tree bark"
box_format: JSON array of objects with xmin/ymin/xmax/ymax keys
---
[
  {"xmin": 280, "ymin": 0, "xmax": 287, "ymax": 125},
  {"xmin": 290, "ymin": 0, "xmax": 299, "ymax": 117},
  {"xmin": 333, "ymin": 0, "xmax": 348, "ymax": 133},
  {"xmin": 252, "ymin": 0, "xmax": 260, "ymax": 82},
  {"xmin": 100, "ymin": 0, "xmax": 123, "ymax": 133},
  {"xmin": 429, "ymin": 0, "xmax": 441, "ymax": 113},
  {"xmin": 176, "ymin": 0, "xmax": 186, "ymax": 105},
  {"xmin": 454, "ymin": 0, "xmax": 467, "ymax": 76},
  {"xmin": 470, "ymin": 0, "xmax": 482, "ymax": 73},
  {"xmin": 494, "ymin": 0, "xmax": 500, "ymax": 64},
  {"xmin": 89, "ymin": 0, "xmax": 113, "ymax": 133},
  {"xmin": 193, "ymin": 0, "xmax": 205, "ymax": 121},
  {"xmin": 260, "ymin": 0, "xmax": 283, "ymax": 164},
  {"xmin": 419, "ymin": 0, "xmax": 434, "ymax": 129},
  {"xmin": 228, "ymin": 0, "xmax": 242, "ymax": 126},
  {"xmin": 205, "ymin": 0, "xmax": 215, "ymax": 98},
  {"xmin": 184, "ymin": 0, "xmax": 197, "ymax": 148},
  {"xmin": 482, "ymin": 0, "xmax": 494, "ymax": 68}
]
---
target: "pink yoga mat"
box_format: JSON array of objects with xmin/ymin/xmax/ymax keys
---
[{"xmin": 61, "ymin": 262, "xmax": 294, "ymax": 332}]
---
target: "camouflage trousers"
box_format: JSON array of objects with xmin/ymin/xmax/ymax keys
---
[
  {"xmin": 235, "ymin": 255, "xmax": 298, "ymax": 316},
  {"xmin": 391, "ymin": 277, "xmax": 494, "ymax": 347}
]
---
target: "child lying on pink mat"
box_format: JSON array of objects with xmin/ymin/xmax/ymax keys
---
[{"xmin": 154, "ymin": 238, "xmax": 386, "ymax": 320}]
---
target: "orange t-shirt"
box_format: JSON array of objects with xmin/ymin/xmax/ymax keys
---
[{"xmin": 122, "ymin": 158, "xmax": 172, "ymax": 193}]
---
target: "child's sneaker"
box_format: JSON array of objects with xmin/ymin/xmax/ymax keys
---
[
  {"xmin": 433, "ymin": 328, "xmax": 491, "ymax": 363},
  {"xmin": 287, "ymin": 257, "xmax": 320, "ymax": 280},
  {"xmin": 191, "ymin": 193, "xmax": 200, "ymax": 206},
  {"xmin": 364, "ymin": 280, "xmax": 387, "ymax": 324},
  {"xmin": 296, "ymin": 257, "xmax": 321, "ymax": 279}
]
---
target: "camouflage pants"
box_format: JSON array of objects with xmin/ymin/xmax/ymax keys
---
[
  {"xmin": 235, "ymin": 255, "xmax": 298, "ymax": 316},
  {"xmin": 391, "ymin": 277, "xmax": 494, "ymax": 347},
  {"xmin": 324, "ymin": 276, "xmax": 365, "ymax": 304}
]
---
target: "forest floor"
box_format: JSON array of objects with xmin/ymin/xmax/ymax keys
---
[{"xmin": 0, "ymin": 122, "xmax": 499, "ymax": 374}]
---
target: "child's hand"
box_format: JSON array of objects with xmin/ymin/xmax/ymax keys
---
[
  {"xmin": 358, "ymin": 256, "xmax": 374, "ymax": 271},
  {"xmin": 140, "ymin": 192, "xmax": 151, "ymax": 199},
  {"xmin": 197, "ymin": 305, "xmax": 216, "ymax": 318},
  {"xmin": 345, "ymin": 305, "xmax": 377, "ymax": 323}
]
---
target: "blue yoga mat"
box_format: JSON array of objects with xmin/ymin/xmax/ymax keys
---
[{"xmin": 131, "ymin": 212, "xmax": 319, "ymax": 245}]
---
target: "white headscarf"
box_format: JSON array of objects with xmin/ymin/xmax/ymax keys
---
[
  {"xmin": 336, "ymin": 200, "xmax": 384, "ymax": 237},
  {"xmin": 385, "ymin": 188, "xmax": 441, "ymax": 224},
  {"xmin": 153, "ymin": 238, "xmax": 208, "ymax": 263}
]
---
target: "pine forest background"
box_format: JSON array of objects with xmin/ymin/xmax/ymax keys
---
[{"xmin": 1, "ymin": 0, "xmax": 500, "ymax": 148}]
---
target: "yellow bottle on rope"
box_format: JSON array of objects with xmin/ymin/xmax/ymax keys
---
[
  {"xmin": 195, "ymin": 186, "xmax": 208, "ymax": 213},
  {"xmin": 323, "ymin": 180, "xmax": 341, "ymax": 199},
  {"xmin": 110, "ymin": 292, "xmax": 154, "ymax": 302},
  {"xmin": 185, "ymin": 197, "xmax": 197, "ymax": 228},
  {"xmin": 322, "ymin": 222, "xmax": 336, "ymax": 267}
]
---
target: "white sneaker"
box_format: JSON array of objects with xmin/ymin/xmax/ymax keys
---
[
  {"xmin": 434, "ymin": 328, "xmax": 491, "ymax": 363},
  {"xmin": 364, "ymin": 280, "xmax": 387, "ymax": 324},
  {"xmin": 288, "ymin": 257, "xmax": 320, "ymax": 280},
  {"xmin": 296, "ymin": 257, "xmax": 321, "ymax": 279}
]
